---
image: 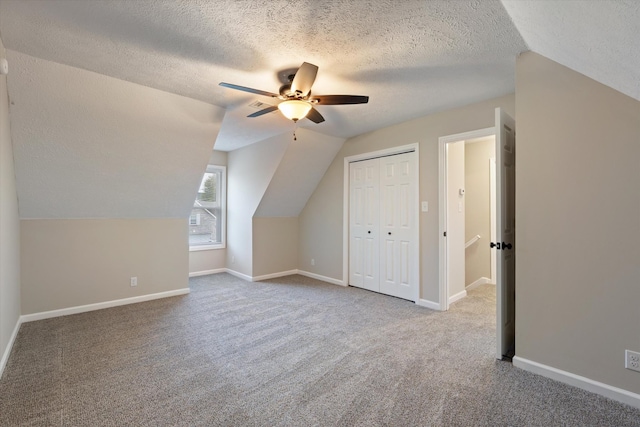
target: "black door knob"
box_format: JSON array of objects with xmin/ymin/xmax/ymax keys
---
[
  {"xmin": 388, "ymin": 232, "xmax": 392, "ymax": 235},
  {"xmin": 367, "ymin": 231, "xmax": 371, "ymax": 234},
  {"xmin": 502, "ymin": 242, "xmax": 512, "ymax": 250}
]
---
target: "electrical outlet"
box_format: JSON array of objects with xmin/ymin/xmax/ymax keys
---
[
  {"xmin": 130, "ymin": 277, "xmax": 137, "ymax": 287},
  {"xmin": 625, "ymin": 350, "xmax": 640, "ymax": 372},
  {"xmin": 311, "ymin": 258, "xmax": 315, "ymax": 266}
]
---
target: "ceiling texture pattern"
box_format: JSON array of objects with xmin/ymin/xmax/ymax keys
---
[{"xmin": 0, "ymin": 0, "xmax": 637, "ymax": 152}]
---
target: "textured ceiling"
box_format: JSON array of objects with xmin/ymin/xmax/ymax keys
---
[
  {"xmin": 1, "ymin": 0, "xmax": 637, "ymax": 152},
  {"xmin": 0, "ymin": 0, "xmax": 527, "ymax": 151},
  {"xmin": 502, "ymin": 0, "xmax": 640, "ymax": 101}
]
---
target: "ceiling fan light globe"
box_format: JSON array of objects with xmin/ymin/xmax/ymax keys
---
[{"xmin": 278, "ymin": 100, "xmax": 312, "ymax": 121}]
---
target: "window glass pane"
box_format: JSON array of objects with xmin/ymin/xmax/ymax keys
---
[
  {"xmin": 188, "ymin": 207, "xmax": 220, "ymax": 246},
  {"xmin": 189, "ymin": 165, "xmax": 225, "ymax": 248},
  {"xmin": 195, "ymin": 172, "xmax": 218, "ymax": 208}
]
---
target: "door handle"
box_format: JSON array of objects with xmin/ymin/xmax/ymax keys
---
[
  {"xmin": 367, "ymin": 231, "xmax": 371, "ymax": 234},
  {"xmin": 490, "ymin": 242, "xmax": 501, "ymax": 250},
  {"xmin": 502, "ymin": 242, "xmax": 512, "ymax": 250},
  {"xmin": 388, "ymin": 232, "xmax": 392, "ymax": 235}
]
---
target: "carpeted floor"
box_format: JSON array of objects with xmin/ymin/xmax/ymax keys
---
[{"xmin": 1, "ymin": 273, "xmax": 639, "ymax": 426}]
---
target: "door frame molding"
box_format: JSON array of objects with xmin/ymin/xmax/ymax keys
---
[
  {"xmin": 438, "ymin": 127, "xmax": 495, "ymax": 311},
  {"xmin": 343, "ymin": 143, "xmax": 420, "ymax": 301}
]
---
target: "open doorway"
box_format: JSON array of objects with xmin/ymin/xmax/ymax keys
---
[
  {"xmin": 440, "ymin": 130, "xmax": 497, "ymax": 306},
  {"xmin": 438, "ymin": 108, "xmax": 517, "ymax": 360}
]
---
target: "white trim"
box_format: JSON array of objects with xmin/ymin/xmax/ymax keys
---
[
  {"xmin": 489, "ymin": 157, "xmax": 497, "ymax": 283},
  {"xmin": 448, "ymin": 289, "xmax": 467, "ymax": 305},
  {"xmin": 189, "ymin": 268, "xmax": 226, "ymax": 277},
  {"xmin": 204, "ymin": 268, "xmax": 346, "ymax": 285},
  {"xmin": 298, "ymin": 270, "xmax": 345, "ymax": 286},
  {"xmin": 439, "ymin": 127, "xmax": 495, "ymax": 312},
  {"xmin": 0, "ymin": 317, "xmax": 22, "ymax": 378},
  {"xmin": 416, "ymin": 299, "xmax": 441, "ymax": 311},
  {"xmin": 21, "ymin": 288, "xmax": 190, "ymax": 323},
  {"xmin": 189, "ymin": 244, "xmax": 225, "ymax": 252},
  {"xmin": 224, "ymin": 268, "xmax": 254, "ymax": 282},
  {"xmin": 342, "ymin": 143, "xmax": 421, "ymax": 301},
  {"xmin": 466, "ymin": 276, "xmax": 494, "ymax": 290},
  {"xmin": 513, "ymin": 356, "xmax": 640, "ymax": 410},
  {"xmin": 252, "ymin": 269, "xmax": 298, "ymax": 282}
]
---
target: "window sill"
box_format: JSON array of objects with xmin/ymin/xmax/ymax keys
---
[{"xmin": 189, "ymin": 244, "xmax": 226, "ymax": 252}]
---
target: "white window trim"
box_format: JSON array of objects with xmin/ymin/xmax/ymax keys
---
[{"xmin": 189, "ymin": 165, "xmax": 226, "ymax": 251}]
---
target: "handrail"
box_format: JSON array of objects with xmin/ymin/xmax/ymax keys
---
[{"xmin": 465, "ymin": 234, "xmax": 481, "ymax": 249}]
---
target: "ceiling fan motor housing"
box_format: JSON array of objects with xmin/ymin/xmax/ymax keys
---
[{"xmin": 279, "ymin": 83, "xmax": 307, "ymax": 99}]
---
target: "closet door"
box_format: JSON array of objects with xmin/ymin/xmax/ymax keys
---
[
  {"xmin": 379, "ymin": 152, "xmax": 417, "ymax": 300},
  {"xmin": 349, "ymin": 158, "xmax": 379, "ymax": 291}
]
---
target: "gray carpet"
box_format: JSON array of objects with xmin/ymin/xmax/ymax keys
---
[{"xmin": 1, "ymin": 273, "xmax": 639, "ymax": 426}]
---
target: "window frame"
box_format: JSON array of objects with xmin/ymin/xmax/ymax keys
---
[{"xmin": 189, "ymin": 165, "xmax": 226, "ymax": 251}]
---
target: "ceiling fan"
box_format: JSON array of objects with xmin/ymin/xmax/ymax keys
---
[{"xmin": 219, "ymin": 62, "xmax": 369, "ymax": 124}]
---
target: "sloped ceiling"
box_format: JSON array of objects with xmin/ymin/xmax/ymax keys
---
[
  {"xmin": 255, "ymin": 129, "xmax": 345, "ymax": 217},
  {"xmin": 7, "ymin": 51, "xmax": 224, "ymax": 219},
  {"xmin": 502, "ymin": 0, "xmax": 640, "ymax": 100},
  {"xmin": 0, "ymin": 0, "xmax": 527, "ymax": 151}
]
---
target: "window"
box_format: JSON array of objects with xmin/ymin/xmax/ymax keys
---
[{"xmin": 188, "ymin": 165, "xmax": 226, "ymax": 250}]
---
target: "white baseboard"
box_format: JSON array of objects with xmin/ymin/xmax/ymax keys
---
[
  {"xmin": 513, "ymin": 356, "xmax": 640, "ymax": 410},
  {"xmin": 466, "ymin": 276, "xmax": 495, "ymax": 290},
  {"xmin": 252, "ymin": 269, "xmax": 299, "ymax": 282},
  {"xmin": 416, "ymin": 299, "xmax": 441, "ymax": 311},
  {"xmin": 189, "ymin": 268, "xmax": 226, "ymax": 277},
  {"xmin": 448, "ymin": 289, "xmax": 467, "ymax": 305},
  {"xmin": 224, "ymin": 268, "xmax": 254, "ymax": 282},
  {"xmin": 297, "ymin": 270, "xmax": 345, "ymax": 286},
  {"xmin": 0, "ymin": 316, "xmax": 22, "ymax": 378},
  {"xmin": 21, "ymin": 288, "xmax": 191, "ymax": 323}
]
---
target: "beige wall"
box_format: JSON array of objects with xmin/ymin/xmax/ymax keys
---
[
  {"xmin": 189, "ymin": 249, "xmax": 226, "ymax": 275},
  {"xmin": 21, "ymin": 219, "xmax": 189, "ymax": 314},
  {"xmin": 253, "ymin": 217, "xmax": 298, "ymax": 277},
  {"xmin": 188, "ymin": 150, "xmax": 228, "ymax": 275},
  {"xmin": 0, "ymin": 36, "xmax": 21, "ymax": 366},
  {"xmin": 226, "ymin": 135, "xmax": 289, "ymax": 276},
  {"xmin": 516, "ymin": 52, "xmax": 640, "ymax": 394},
  {"xmin": 299, "ymin": 94, "xmax": 515, "ymax": 302},
  {"xmin": 465, "ymin": 138, "xmax": 494, "ymax": 285}
]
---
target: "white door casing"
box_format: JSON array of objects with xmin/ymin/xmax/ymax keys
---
[
  {"xmin": 438, "ymin": 127, "xmax": 495, "ymax": 311},
  {"xmin": 495, "ymin": 107, "xmax": 516, "ymax": 360}
]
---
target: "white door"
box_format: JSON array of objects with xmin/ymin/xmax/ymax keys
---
[
  {"xmin": 379, "ymin": 152, "xmax": 418, "ymax": 301},
  {"xmin": 349, "ymin": 158, "xmax": 379, "ymax": 292},
  {"xmin": 349, "ymin": 151, "xmax": 418, "ymax": 301},
  {"xmin": 495, "ymin": 108, "xmax": 516, "ymax": 360}
]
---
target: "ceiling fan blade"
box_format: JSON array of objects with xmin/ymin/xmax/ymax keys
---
[
  {"xmin": 306, "ymin": 107, "xmax": 325, "ymax": 124},
  {"xmin": 247, "ymin": 105, "xmax": 278, "ymax": 118},
  {"xmin": 310, "ymin": 95, "xmax": 369, "ymax": 105},
  {"xmin": 219, "ymin": 82, "xmax": 278, "ymax": 98},
  {"xmin": 290, "ymin": 62, "xmax": 318, "ymax": 97}
]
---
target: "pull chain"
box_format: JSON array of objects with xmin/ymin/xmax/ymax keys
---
[{"xmin": 293, "ymin": 120, "xmax": 298, "ymax": 141}]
